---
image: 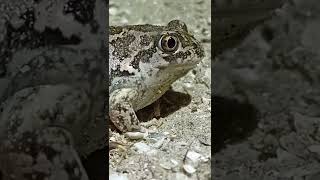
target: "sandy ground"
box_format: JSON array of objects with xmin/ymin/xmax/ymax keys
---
[{"xmin": 109, "ymin": 0, "xmax": 211, "ymax": 179}]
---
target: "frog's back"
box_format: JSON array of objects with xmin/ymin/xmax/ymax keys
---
[{"xmin": 109, "ymin": 23, "xmax": 165, "ymax": 91}]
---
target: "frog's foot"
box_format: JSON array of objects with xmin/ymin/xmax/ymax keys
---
[
  {"xmin": 0, "ymin": 127, "xmax": 89, "ymax": 180},
  {"xmin": 109, "ymin": 103, "xmax": 142, "ymax": 132},
  {"xmin": 109, "ymin": 88, "xmax": 142, "ymax": 133},
  {"xmin": 108, "ymin": 130, "xmax": 130, "ymax": 152},
  {"xmin": 109, "ymin": 141, "xmax": 127, "ymax": 151}
]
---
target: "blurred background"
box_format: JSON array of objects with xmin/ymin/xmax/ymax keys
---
[{"xmin": 213, "ymin": 0, "xmax": 320, "ymax": 179}]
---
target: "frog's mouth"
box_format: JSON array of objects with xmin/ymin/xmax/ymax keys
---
[
  {"xmin": 157, "ymin": 53, "xmax": 202, "ymax": 70},
  {"xmin": 175, "ymin": 63, "xmax": 199, "ymax": 69},
  {"xmin": 157, "ymin": 63, "xmax": 198, "ymax": 71}
]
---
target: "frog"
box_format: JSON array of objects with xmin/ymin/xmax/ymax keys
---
[
  {"xmin": 0, "ymin": 17, "xmax": 204, "ymax": 179},
  {"xmin": 0, "ymin": 0, "xmax": 107, "ymax": 179},
  {"xmin": 109, "ymin": 20, "xmax": 205, "ymax": 133}
]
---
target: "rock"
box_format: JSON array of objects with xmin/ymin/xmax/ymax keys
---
[
  {"xmin": 186, "ymin": 151, "xmax": 202, "ymax": 166},
  {"xmin": 169, "ymin": 172, "xmax": 190, "ymax": 180},
  {"xmin": 160, "ymin": 162, "xmax": 172, "ymax": 170},
  {"xmin": 185, "ymin": 150, "xmax": 209, "ymax": 167},
  {"xmin": 125, "ymin": 131, "xmax": 147, "ymax": 140},
  {"xmin": 146, "ymin": 132, "xmax": 166, "ymax": 148},
  {"xmin": 132, "ymin": 142, "xmax": 157, "ymax": 155},
  {"xmin": 170, "ymin": 159, "xmax": 179, "ymax": 167},
  {"xmin": 308, "ymin": 145, "xmax": 320, "ymax": 155},
  {"xmin": 293, "ymin": 112, "xmax": 319, "ymax": 135},
  {"xmin": 159, "ymin": 159, "xmax": 179, "ymax": 170},
  {"xmin": 151, "ymin": 138, "xmax": 165, "ymax": 148},
  {"xmin": 20, "ymin": 65, "xmax": 31, "ymax": 73},
  {"xmin": 109, "ymin": 173, "xmax": 129, "ymax": 180},
  {"xmin": 183, "ymin": 164, "xmax": 196, "ymax": 174}
]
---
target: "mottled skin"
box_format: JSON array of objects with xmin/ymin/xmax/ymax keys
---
[
  {"xmin": 0, "ymin": 0, "xmax": 106, "ymax": 179},
  {"xmin": 109, "ymin": 20, "xmax": 205, "ymax": 132},
  {"xmin": 0, "ymin": 48, "xmax": 106, "ymax": 180},
  {"xmin": 0, "ymin": 17, "xmax": 203, "ymax": 179}
]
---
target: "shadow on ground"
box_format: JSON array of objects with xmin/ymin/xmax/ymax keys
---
[
  {"xmin": 213, "ymin": 96, "xmax": 258, "ymax": 153},
  {"xmin": 137, "ymin": 89, "xmax": 192, "ymax": 122}
]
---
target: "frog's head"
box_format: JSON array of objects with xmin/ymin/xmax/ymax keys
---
[
  {"xmin": 109, "ymin": 20, "xmax": 205, "ymax": 90},
  {"xmin": 153, "ymin": 20, "xmax": 205, "ymax": 70}
]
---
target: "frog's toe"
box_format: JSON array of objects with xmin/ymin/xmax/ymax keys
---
[{"xmin": 109, "ymin": 141, "xmax": 127, "ymax": 151}]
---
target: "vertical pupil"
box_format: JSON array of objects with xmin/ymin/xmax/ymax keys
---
[{"xmin": 167, "ymin": 37, "xmax": 176, "ymax": 49}]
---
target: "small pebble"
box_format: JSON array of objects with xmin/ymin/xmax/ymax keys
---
[
  {"xmin": 133, "ymin": 142, "xmax": 151, "ymax": 152},
  {"xmin": 20, "ymin": 65, "xmax": 30, "ymax": 73},
  {"xmin": 159, "ymin": 159, "xmax": 179, "ymax": 170},
  {"xmin": 109, "ymin": 173, "xmax": 128, "ymax": 180},
  {"xmin": 170, "ymin": 159, "xmax": 179, "ymax": 167},
  {"xmin": 174, "ymin": 172, "xmax": 189, "ymax": 180},
  {"xmin": 145, "ymin": 133, "xmax": 167, "ymax": 148},
  {"xmin": 163, "ymin": 131, "xmax": 170, "ymax": 136},
  {"xmin": 186, "ymin": 150, "xmax": 209, "ymax": 166},
  {"xmin": 160, "ymin": 162, "xmax": 172, "ymax": 170},
  {"xmin": 187, "ymin": 151, "xmax": 202, "ymax": 163},
  {"xmin": 151, "ymin": 137, "xmax": 165, "ymax": 148},
  {"xmin": 308, "ymin": 145, "xmax": 320, "ymax": 155},
  {"xmin": 146, "ymin": 132, "xmax": 165, "ymax": 141},
  {"xmin": 184, "ymin": 82, "xmax": 193, "ymax": 88},
  {"xmin": 132, "ymin": 142, "xmax": 157, "ymax": 155},
  {"xmin": 125, "ymin": 131, "xmax": 147, "ymax": 140},
  {"xmin": 201, "ymin": 155, "xmax": 210, "ymax": 162},
  {"xmin": 183, "ymin": 164, "xmax": 196, "ymax": 174}
]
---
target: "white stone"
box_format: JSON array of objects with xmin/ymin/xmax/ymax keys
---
[
  {"xmin": 186, "ymin": 151, "xmax": 202, "ymax": 167},
  {"xmin": 183, "ymin": 164, "xmax": 196, "ymax": 174},
  {"xmin": 125, "ymin": 131, "xmax": 147, "ymax": 140},
  {"xmin": 109, "ymin": 173, "xmax": 128, "ymax": 180},
  {"xmin": 132, "ymin": 142, "xmax": 157, "ymax": 155}
]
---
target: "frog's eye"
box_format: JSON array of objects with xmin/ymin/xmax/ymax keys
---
[{"xmin": 159, "ymin": 34, "xmax": 179, "ymax": 53}]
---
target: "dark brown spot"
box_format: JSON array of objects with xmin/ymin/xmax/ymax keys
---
[
  {"xmin": 109, "ymin": 65, "xmax": 135, "ymax": 86},
  {"xmin": 110, "ymin": 33, "xmax": 136, "ymax": 61},
  {"xmin": 163, "ymin": 51, "xmax": 191, "ymax": 63},
  {"xmin": 139, "ymin": 34, "xmax": 152, "ymax": 46},
  {"xmin": 131, "ymin": 47, "xmax": 157, "ymax": 69}
]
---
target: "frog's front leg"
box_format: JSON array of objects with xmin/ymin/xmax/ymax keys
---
[{"xmin": 109, "ymin": 88, "xmax": 142, "ymax": 132}]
